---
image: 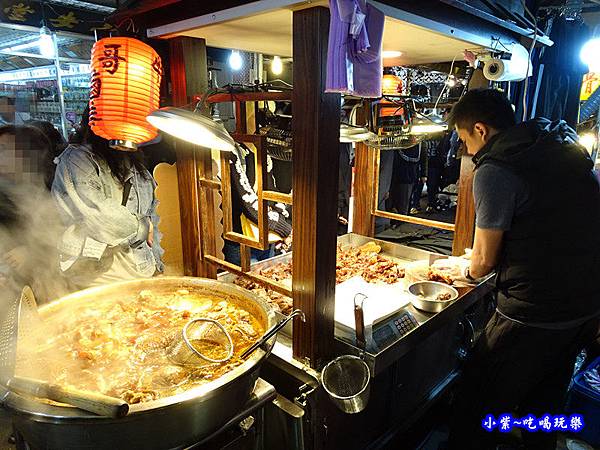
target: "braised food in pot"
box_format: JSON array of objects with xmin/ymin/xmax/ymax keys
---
[{"xmin": 16, "ymin": 289, "xmax": 265, "ymax": 404}]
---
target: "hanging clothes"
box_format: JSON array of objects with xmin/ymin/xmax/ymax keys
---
[{"xmin": 326, "ymin": 0, "xmax": 384, "ymax": 98}]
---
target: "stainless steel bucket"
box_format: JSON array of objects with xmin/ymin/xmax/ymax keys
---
[{"xmin": 321, "ymin": 355, "xmax": 370, "ymax": 414}]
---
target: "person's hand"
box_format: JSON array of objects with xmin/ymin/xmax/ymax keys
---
[
  {"xmin": 338, "ymin": 216, "xmax": 349, "ymax": 225},
  {"xmin": 5, "ymin": 246, "xmax": 27, "ymax": 274},
  {"xmin": 431, "ymin": 256, "xmax": 472, "ymax": 284},
  {"xmin": 147, "ymin": 219, "xmax": 154, "ymax": 247}
]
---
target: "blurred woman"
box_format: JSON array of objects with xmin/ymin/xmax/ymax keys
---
[
  {"xmin": 0, "ymin": 124, "xmax": 67, "ymax": 303},
  {"xmin": 52, "ymin": 111, "xmax": 163, "ymax": 290}
]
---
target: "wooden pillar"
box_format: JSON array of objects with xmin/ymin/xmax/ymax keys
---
[
  {"xmin": 352, "ymin": 105, "xmax": 375, "ymax": 236},
  {"xmin": 168, "ymin": 36, "xmax": 216, "ymax": 277},
  {"xmin": 452, "ymin": 68, "xmax": 488, "ymax": 255},
  {"xmin": 291, "ymin": 6, "xmax": 340, "ymax": 367},
  {"xmin": 452, "ymin": 155, "xmax": 476, "ymax": 255}
]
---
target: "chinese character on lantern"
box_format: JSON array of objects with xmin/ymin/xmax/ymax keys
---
[{"xmin": 99, "ymin": 44, "xmax": 126, "ymax": 75}]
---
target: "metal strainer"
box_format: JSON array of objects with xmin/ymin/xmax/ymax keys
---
[
  {"xmin": 0, "ymin": 286, "xmax": 129, "ymax": 417},
  {"xmin": 321, "ymin": 355, "xmax": 371, "ymax": 414},
  {"xmin": 166, "ymin": 318, "xmax": 234, "ymax": 366},
  {"xmin": 0, "ymin": 286, "xmax": 40, "ymax": 383}
]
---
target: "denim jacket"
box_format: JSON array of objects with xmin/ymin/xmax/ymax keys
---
[{"xmin": 52, "ymin": 145, "xmax": 164, "ymax": 280}]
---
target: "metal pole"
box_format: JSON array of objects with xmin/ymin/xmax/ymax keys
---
[{"xmin": 52, "ymin": 32, "xmax": 68, "ymax": 139}]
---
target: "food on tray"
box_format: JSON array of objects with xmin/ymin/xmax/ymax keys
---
[
  {"xmin": 16, "ymin": 290, "xmax": 265, "ymax": 404},
  {"xmin": 336, "ymin": 243, "xmax": 405, "ymax": 284},
  {"xmin": 427, "ymin": 268, "xmax": 455, "ymax": 285},
  {"xmin": 234, "ymin": 242, "xmax": 405, "ymax": 313},
  {"xmin": 234, "ymin": 277, "xmax": 293, "ymax": 316}
]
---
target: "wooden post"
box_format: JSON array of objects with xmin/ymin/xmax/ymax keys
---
[
  {"xmin": 168, "ymin": 36, "xmax": 216, "ymax": 277},
  {"xmin": 452, "ymin": 68, "xmax": 488, "ymax": 255},
  {"xmin": 352, "ymin": 104, "xmax": 376, "ymax": 236},
  {"xmin": 292, "ymin": 6, "xmax": 340, "ymax": 367},
  {"xmin": 452, "ymin": 155, "xmax": 476, "ymax": 255}
]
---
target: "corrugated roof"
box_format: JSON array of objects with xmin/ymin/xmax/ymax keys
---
[{"xmin": 0, "ymin": 27, "xmax": 93, "ymax": 71}]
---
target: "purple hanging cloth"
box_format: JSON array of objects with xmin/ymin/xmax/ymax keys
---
[
  {"xmin": 326, "ymin": 0, "xmax": 354, "ymax": 94},
  {"xmin": 350, "ymin": 3, "xmax": 384, "ymax": 98},
  {"xmin": 326, "ymin": 0, "xmax": 384, "ymax": 98}
]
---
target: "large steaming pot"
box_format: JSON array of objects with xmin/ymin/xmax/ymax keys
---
[{"xmin": 4, "ymin": 277, "xmax": 277, "ymax": 450}]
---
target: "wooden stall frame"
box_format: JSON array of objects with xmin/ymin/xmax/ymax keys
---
[
  {"xmin": 192, "ymin": 90, "xmax": 294, "ymax": 299},
  {"xmin": 371, "ymin": 147, "xmax": 456, "ymax": 232},
  {"xmin": 169, "ymin": 8, "xmax": 477, "ymax": 370},
  {"xmin": 191, "ymin": 7, "xmax": 339, "ymax": 368},
  {"xmin": 352, "ymin": 98, "xmax": 474, "ymax": 254}
]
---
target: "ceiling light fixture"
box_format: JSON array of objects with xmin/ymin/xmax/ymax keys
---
[
  {"xmin": 271, "ymin": 55, "xmax": 283, "ymax": 75},
  {"xmin": 229, "ymin": 50, "xmax": 243, "ymax": 71},
  {"xmin": 38, "ymin": 26, "xmax": 55, "ymax": 58},
  {"xmin": 382, "ymin": 50, "xmax": 403, "ymax": 58}
]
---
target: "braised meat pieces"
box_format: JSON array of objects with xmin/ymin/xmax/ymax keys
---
[
  {"xmin": 427, "ymin": 268, "xmax": 455, "ymax": 285},
  {"xmin": 234, "ymin": 243, "xmax": 405, "ymax": 314}
]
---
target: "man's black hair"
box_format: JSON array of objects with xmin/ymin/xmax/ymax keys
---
[{"xmin": 448, "ymin": 88, "xmax": 516, "ymax": 131}]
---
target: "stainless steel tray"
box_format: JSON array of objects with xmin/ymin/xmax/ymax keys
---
[{"xmin": 217, "ymin": 233, "xmax": 440, "ymax": 336}]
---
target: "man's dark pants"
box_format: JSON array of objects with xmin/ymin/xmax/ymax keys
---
[{"xmin": 448, "ymin": 311, "xmax": 600, "ymax": 450}]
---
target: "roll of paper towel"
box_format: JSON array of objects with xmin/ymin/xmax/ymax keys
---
[
  {"xmin": 483, "ymin": 43, "xmax": 531, "ymax": 82},
  {"xmin": 483, "ymin": 59, "xmax": 527, "ymax": 82}
]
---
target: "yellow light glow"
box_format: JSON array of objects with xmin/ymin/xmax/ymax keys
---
[{"xmin": 382, "ymin": 73, "xmax": 402, "ymax": 95}]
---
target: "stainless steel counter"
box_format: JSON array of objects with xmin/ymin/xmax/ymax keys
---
[
  {"xmin": 217, "ymin": 234, "xmax": 496, "ymax": 450},
  {"xmin": 335, "ymin": 278, "xmax": 494, "ymax": 375},
  {"xmin": 218, "ymin": 233, "xmax": 495, "ymax": 375}
]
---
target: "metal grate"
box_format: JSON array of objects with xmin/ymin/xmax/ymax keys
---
[
  {"xmin": 260, "ymin": 126, "xmax": 293, "ymax": 161},
  {"xmin": 0, "ymin": 295, "xmax": 19, "ymax": 380}
]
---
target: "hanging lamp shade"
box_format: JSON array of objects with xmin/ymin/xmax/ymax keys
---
[{"xmin": 89, "ymin": 37, "xmax": 162, "ymax": 151}]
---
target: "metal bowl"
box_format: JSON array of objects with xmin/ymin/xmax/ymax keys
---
[{"xmin": 407, "ymin": 281, "xmax": 459, "ymax": 313}]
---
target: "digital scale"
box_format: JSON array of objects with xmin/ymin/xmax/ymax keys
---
[
  {"xmin": 367, "ymin": 310, "xmax": 419, "ymax": 351},
  {"xmin": 333, "ymin": 277, "xmax": 420, "ymax": 353}
]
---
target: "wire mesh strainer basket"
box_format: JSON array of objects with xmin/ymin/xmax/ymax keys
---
[
  {"xmin": 321, "ymin": 355, "xmax": 371, "ymax": 414},
  {"xmin": 166, "ymin": 318, "xmax": 234, "ymax": 366}
]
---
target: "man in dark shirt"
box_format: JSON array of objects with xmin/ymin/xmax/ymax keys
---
[{"xmin": 447, "ymin": 89, "xmax": 600, "ymax": 450}]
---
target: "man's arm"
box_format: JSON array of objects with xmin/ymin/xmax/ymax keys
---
[{"xmin": 469, "ymin": 227, "xmax": 504, "ymax": 279}]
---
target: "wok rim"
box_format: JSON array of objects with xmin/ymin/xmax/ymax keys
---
[{"xmin": 4, "ymin": 277, "xmax": 277, "ymax": 421}]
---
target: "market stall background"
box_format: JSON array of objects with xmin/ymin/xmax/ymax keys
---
[
  {"xmin": 0, "ymin": 0, "xmax": 115, "ymax": 134},
  {"xmin": 1, "ymin": 0, "xmax": 600, "ymax": 449}
]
